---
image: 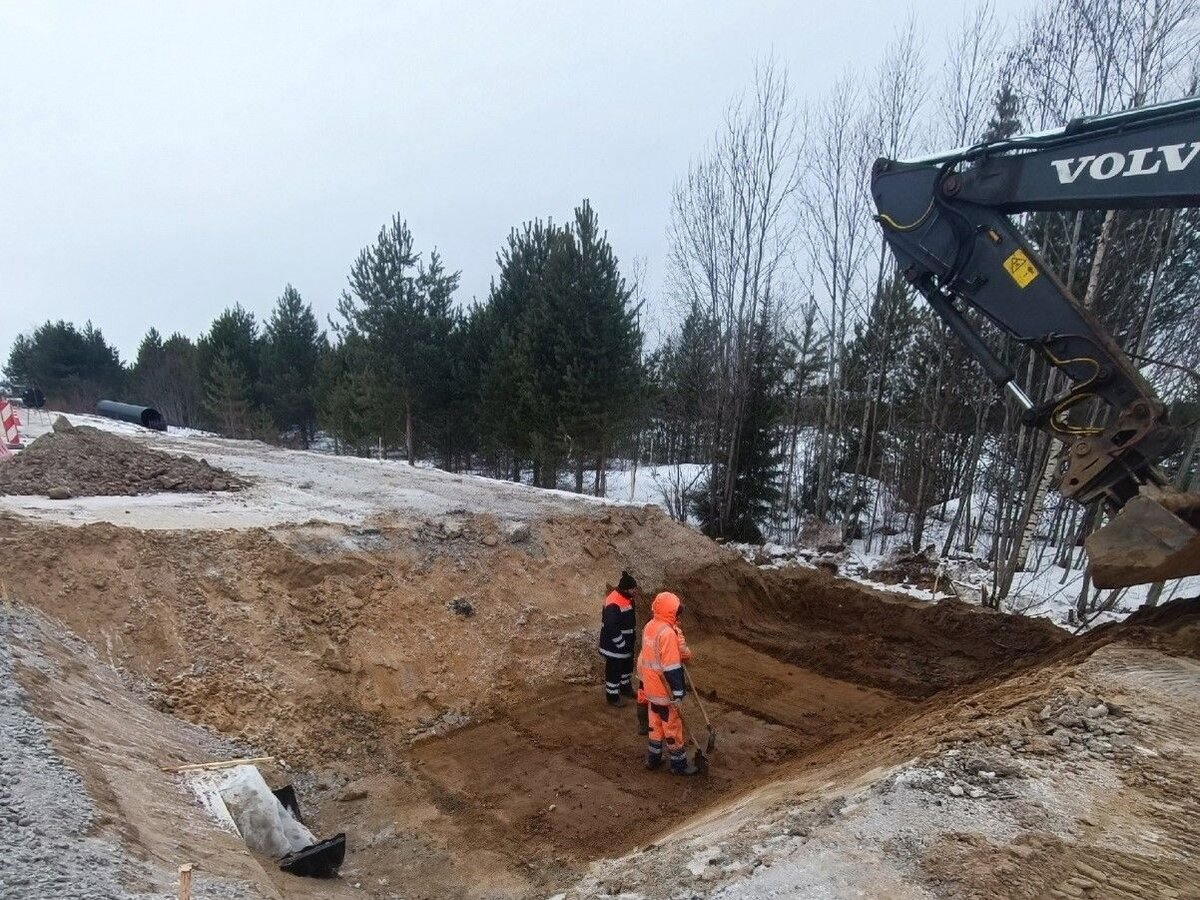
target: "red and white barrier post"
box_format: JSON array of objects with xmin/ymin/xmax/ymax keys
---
[{"xmin": 0, "ymin": 397, "xmax": 23, "ymax": 451}]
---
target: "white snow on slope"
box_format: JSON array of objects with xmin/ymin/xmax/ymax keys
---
[{"xmin": 0, "ymin": 411, "xmax": 628, "ymax": 530}]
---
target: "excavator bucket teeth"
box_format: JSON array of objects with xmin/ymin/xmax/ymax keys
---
[{"xmin": 1087, "ymin": 494, "xmax": 1200, "ymax": 588}]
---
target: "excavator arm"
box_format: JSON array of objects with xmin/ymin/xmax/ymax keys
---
[{"xmin": 871, "ymin": 97, "xmax": 1200, "ymax": 588}]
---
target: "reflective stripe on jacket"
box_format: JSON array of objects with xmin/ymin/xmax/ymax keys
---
[
  {"xmin": 637, "ymin": 592, "xmax": 691, "ymax": 706},
  {"xmin": 598, "ymin": 590, "xmax": 635, "ymax": 659}
]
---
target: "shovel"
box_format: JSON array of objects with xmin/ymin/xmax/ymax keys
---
[
  {"xmin": 683, "ymin": 664, "xmax": 717, "ymax": 755},
  {"xmin": 673, "ymin": 704, "xmax": 710, "ymax": 775}
]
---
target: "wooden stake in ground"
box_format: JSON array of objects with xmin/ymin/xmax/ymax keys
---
[
  {"xmin": 162, "ymin": 755, "xmax": 275, "ymax": 774},
  {"xmin": 178, "ymin": 863, "xmax": 193, "ymax": 900}
]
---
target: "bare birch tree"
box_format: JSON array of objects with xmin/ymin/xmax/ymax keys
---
[
  {"xmin": 941, "ymin": 1, "xmax": 1002, "ymax": 146},
  {"xmin": 801, "ymin": 73, "xmax": 874, "ymax": 520},
  {"xmin": 667, "ymin": 56, "xmax": 804, "ymax": 538}
]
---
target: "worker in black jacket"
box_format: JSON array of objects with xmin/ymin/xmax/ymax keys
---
[{"xmin": 598, "ymin": 571, "xmax": 639, "ymax": 706}]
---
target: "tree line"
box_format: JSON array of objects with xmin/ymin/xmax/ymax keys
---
[{"xmin": 4, "ymin": 201, "xmax": 646, "ymax": 494}]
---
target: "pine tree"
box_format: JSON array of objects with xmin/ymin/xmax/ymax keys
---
[
  {"xmin": 4, "ymin": 320, "xmax": 124, "ymax": 409},
  {"xmin": 476, "ymin": 219, "xmax": 561, "ymax": 483},
  {"xmin": 198, "ymin": 305, "xmax": 262, "ymax": 409},
  {"xmin": 132, "ymin": 329, "xmax": 202, "ymax": 427},
  {"xmin": 132, "ymin": 328, "xmax": 173, "ymax": 421},
  {"xmin": 473, "ymin": 203, "xmax": 644, "ymax": 490},
  {"xmin": 414, "ymin": 251, "xmax": 467, "ymax": 465},
  {"xmin": 317, "ymin": 334, "xmax": 372, "ymax": 454},
  {"xmin": 478, "ymin": 328, "xmax": 540, "ymax": 480},
  {"xmin": 557, "ymin": 201, "xmax": 644, "ymax": 493},
  {"xmin": 333, "ymin": 215, "xmax": 461, "ymax": 464}
]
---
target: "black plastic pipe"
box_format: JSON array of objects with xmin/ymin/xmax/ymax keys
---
[{"xmin": 96, "ymin": 400, "xmax": 167, "ymax": 431}]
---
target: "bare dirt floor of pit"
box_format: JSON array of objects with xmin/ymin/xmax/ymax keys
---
[{"xmin": 0, "ymin": 505, "xmax": 1196, "ymax": 899}]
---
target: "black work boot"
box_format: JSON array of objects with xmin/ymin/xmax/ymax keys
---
[
  {"xmin": 647, "ymin": 740, "xmax": 664, "ymax": 770},
  {"xmin": 670, "ymin": 754, "xmax": 699, "ymax": 776},
  {"xmin": 636, "ymin": 703, "xmax": 649, "ymax": 736},
  {"xmin": 619, "ymin": 683, "xmax": 636, "ymax": 699},
  {"xmin": 606, "ymin": 694, "xmax": 626, "ymax": 708}
]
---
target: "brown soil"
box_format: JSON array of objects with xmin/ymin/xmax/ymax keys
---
[
  {"xmin": 0, "ymin": 503, "xmax": 1098, "ymax": 899},
  {"xmin": 0, "ymin": 418, "xmax": 244, "ymax": 497},
  {"xmin": 865, "ymin": 546, "xmax": 941, "ymax": 590},
  {"xmin": 674, "ymin": 559, "xmax": 1068, "ymax": 699},
  {"xmin": 1086, "ymin": 593, "xmax": 1200, "ymax": 657},
  {"xmin": 9, "ymin": 500, "xmax": 1197, "ymax": 900},
  {"xmin": 568, "ymin": 604, "xmax": 1200, "ymax": 900}
]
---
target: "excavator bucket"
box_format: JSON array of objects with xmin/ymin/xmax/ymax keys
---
[{"xmin": 1087, "ymin": 491, "xmax": 1200, "ymax": 588}]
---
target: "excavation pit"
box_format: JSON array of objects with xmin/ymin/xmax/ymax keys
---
[{"xmin": 0, "ymin": 511, "xmax": 1078, "ymax": 898}]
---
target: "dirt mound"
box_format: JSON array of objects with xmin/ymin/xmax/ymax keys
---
[
  {"xmin": 0, "ymin": 418, "xmax": 244, "ymax": 497},
  {"xmin": 673, "ymin": 560, "xmax": 1070, "ymax": 700},
  {"xmin": 866, "ymin": 546, "xmax": 941, "ymax": 590},
  {"xmin": 1086, "ymin": 595, "xmax": 1200, "ymax": 658}
]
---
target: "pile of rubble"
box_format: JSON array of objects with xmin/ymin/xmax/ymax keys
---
[
  {"xmin": 1025, "ymin": 695, "xmax": 1137, "ymax": 759},
  {"xmin": 898, "ymin": 747, "xmax": 1024, "ymax": 801},
  {"xmin": 0, "ymin": 417, "xmax": 244, "ymax": 498}
]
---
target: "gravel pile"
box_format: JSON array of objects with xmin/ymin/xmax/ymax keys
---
[
  {"xmin": 1028, "ymin": 694, "xmax": 1136, "ymax": 758},
  {"xmin": 0, "ymin": 417, "xmax": 244, "ymax": 498},
  {"xmin": 0, "ymin": 607, "xmax": 141, "ymax": 898},
  {"xmin": 1, "ymin": 607, "xmax": 259, "ymax": 899},
  {"xmin": 897, "ymin": 747, "xmax": 1024, "ymax": 801}
]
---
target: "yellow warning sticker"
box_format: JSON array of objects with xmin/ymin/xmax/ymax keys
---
[{"xmin": 1003, "ymin": 248, "xmax": 1039, "ymax": 288}]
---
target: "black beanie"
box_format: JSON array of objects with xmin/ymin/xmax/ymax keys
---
[{"xmin": 617, "ymin": 571, "xmax": 638, "ymax": 594}]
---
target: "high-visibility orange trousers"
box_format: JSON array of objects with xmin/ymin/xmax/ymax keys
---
[{"xmin": 647, "ymin": 704, "xmax": 686, "ymax": 761}]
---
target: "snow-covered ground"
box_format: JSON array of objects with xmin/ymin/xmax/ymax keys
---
[
  {"xmin": 733, "ymin": 477, "xmax": 1200, "ymax": 630},
  {"xmin": 1, "ymin": 411, "xmax": 630, "ymax": 530}
]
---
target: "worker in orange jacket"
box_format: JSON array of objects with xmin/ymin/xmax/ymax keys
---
[{"xmin": 637, "ymin": 591, "xmax": 699, "ymax": 776}]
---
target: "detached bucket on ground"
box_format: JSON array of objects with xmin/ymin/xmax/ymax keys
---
[{"xmin": 186, "ymin": 764, "xmax": 345, "ymax": 879}]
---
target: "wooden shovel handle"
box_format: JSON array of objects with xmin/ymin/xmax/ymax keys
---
[{"xmin": 682, "ymin": 664, "xmax": 713, "ymax": 728}]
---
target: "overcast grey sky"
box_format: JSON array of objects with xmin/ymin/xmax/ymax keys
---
[{"xmin": 1, "ymin": 1, "xmax": 1010, "ymax": 362}]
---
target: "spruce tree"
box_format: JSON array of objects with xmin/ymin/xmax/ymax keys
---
[
  {"xmin": 262, "ymin": 285, "xmax": 326, "ymax": 445},
  {"xmin": 203, "ymin": 349, "xmax": 252, "ymax": 437},
  {"xmin": 656, "ymin": 305, "xmax": 720, "ymax": 464},
  {"xmin": 132, "ymin": 327, "xmax": 167, "ymax": 404},
  {"xmin": 198, "ymin": 305, "xmax": 262, "ymax": 409},
  {"xmin": 981, "ymin": 80, "xmax": 1021, "ymax": 143},
  {"xmin": 692, "ymin": 304, "xmax": 787, "ymax": 542}
]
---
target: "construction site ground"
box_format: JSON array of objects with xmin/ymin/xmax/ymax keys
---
[{"xmin": 0, "ymin": 415, "xmax": 1196, "ymax": 899}]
